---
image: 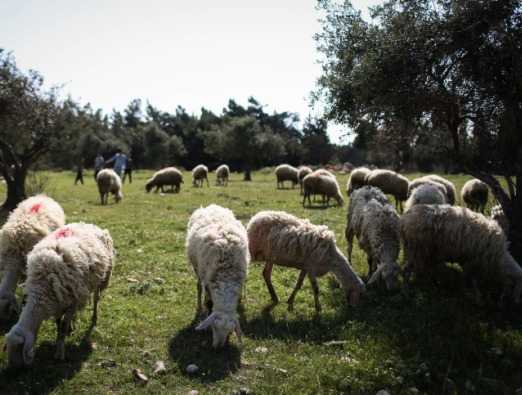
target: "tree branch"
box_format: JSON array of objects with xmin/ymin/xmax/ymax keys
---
[{"xmin": 0, "ymin": 138, "xmax": 20, "ymax": 167}]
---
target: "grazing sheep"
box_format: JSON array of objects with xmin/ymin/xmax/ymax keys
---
[
  {"xmin": 401, "ymin": 205, "xmax": 522, "ymax": 303},
  {"xmin": 302, "ymin": 171, "xmax": 344, "ymax": 208},
  {"xmin": 365, "ymin": 169, "xmax": 410, "ymax": 212},
  {"xmin": 461, "ymin": 178, "xmax": 489, "ymax": 213},
  {"xmin": 409, "ymin": 174, "xmax": 457, "ymax": 205},
  {"xmin": 145, "ymin": 167, "xmax": 183, "ymax": 193},
  {"xmin": 346, "ymin": 187, "xmax": 401, "ymax": 290},
  {"xmin": 215, "ymin": 164, "xmax": 230, "ymax": 186},
  {"xmin": 186, "ymin": 205, "xmax": 249, "ymax": 348},
  {"xmin": 491, "ymin": 204, "xmax": 509, "ymax": 235},
  {"xmin": 0, "ymin": 195, "xmax": 65, "ymax": 319},
  {"xmin": 297, "ymin": 166, "xmax": 313, "ymax": 195},
  {"xmin": 192, "ymin": 164, "xmax": 209, "ymax": 188},
  {"xmin": 347, "ymin": 167, "xmax": 371, "ymax": 195},
  {"xmin": 404, "ymin": 182, "xmax": 447, "ymax": 212},
  {"xmin": 6, "ymin": 223, "xmax": 114, "ymax": 368},
  {"xmin": 96, "ymin": 169, "xmax": 122, "ymax": 205},
  {"xmin": 275, "ymin": 164, "xmax": 299, "ymax": 189},
  {"xmin": 247, "ymin": 211, "xmax": 365, "ymax": 312}
]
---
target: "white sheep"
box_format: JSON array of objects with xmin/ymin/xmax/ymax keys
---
[
  {"xmin": 145, "ymin": 167, "xmax": 183, "ymax": 193},
  {"xmin": 408, "ymin": 174, "xmax": 457, "ymax": 205},
  {"xmin": 275, "ymin": 164, "xmax": 299, "ymax": 189},
  {"xmin": 404, "ymin": 182, "xmax": 447, "ymax": 212},
  {"xmin": 302, "ymin": 170, "xmax": 344, "ymax": 208},
  {"xmin": 364, "ymin": 169, "xmax": 410, "ymax": 212},
  {"xmin": 247, "ymin": 211, "xmax": 365, "ymax": 312},
  {"xmin": 401, "ymin": 204, "xmax": 522, "ymax": 303},
  {"xmin": 5, "ymin": 223, "xmax": 114, "ymax": 368},
  {"xmin": 186, "ymin": 204, "xmax": 249, "ymax": 348},
  {"xmin": 215, "ymin": 164, "xmax": 230, "ymax": 186},
  {"xmin": 96, "ymin": 169, "xmax": 122, "ymax": 205},
  {"xmin": 461, "ymin": 178, "xmax": 489, "ymax": 213},
  {"xmin": 297, "ymin": 166, "xmax": 313, "ymax": 195},
  {"xmin": 346, "ymin": 167, "xmax": 371, "ymax": 195},
  {"xmin": 0, "ymin": 195, "xmax": 65, "ymax": 319},
  {"xmin": 192, "ymin": 164, "xmax": 209, "ymax": 188},
  {"xmin": 346, "ymin": 186, "xmax": 401, "ymax": 289},
  {"xmin": 491, "ymin": 204, "xmax": 509, "ymax": 235}
]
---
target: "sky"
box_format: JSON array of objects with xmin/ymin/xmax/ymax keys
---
[{"xmin": 0, "ymin": 0, "xmax": 382, "ymax": 144}]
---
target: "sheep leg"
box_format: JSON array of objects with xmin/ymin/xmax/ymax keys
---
[
  {"xmin": 206, "ymin": 177, "xmax": 209, "ymax": 187},
  {"xmin": 345, "ymin": 228, "xmax": 354, "ymax": 261},
  {"xmin": 308, "ymin": 275, "xmax": 321, "ymax": 313},
  {"xmin": 287, "ymin": 270, "xmax": 306, "ymax": 311},
  {"xmin": 263, "ymin": 262, "xmax": 279, "ymax": 304},
  {"xmin": 367, "ymin": 256, "xmax": 375, "ymax": 276},
  {"xmin": 55, "ymin": 309, "xmax": 75, "ymax": 360},
  {"xmin": 196, "ymin": 281, "xmax": 203, "ymax": 315}
]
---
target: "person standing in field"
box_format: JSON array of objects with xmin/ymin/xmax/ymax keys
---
[
  {"xmin": 94, "ymin": 153, "xmax": 105, "ymax": 180},
  {"xmin": 123, "ymin": 156, "xmax": 133, "ymax": 184},
  {"xmin": 106, "ymin": 149, "xmax": 128, "ymax": 178},
  {"xmin": 74, "ymin": 158, "xmax": 85, "ymax": 185}
]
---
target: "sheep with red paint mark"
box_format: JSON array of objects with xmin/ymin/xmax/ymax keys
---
[{"xmin": 0, "ymin": 195, "xmax": 65, "ymax": 319}]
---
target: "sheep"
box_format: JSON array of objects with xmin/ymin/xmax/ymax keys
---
[
  {"xmin": 408, "ymin": 174, "xmax": 457, "ymax": 205},
  {"xmin": 346, "ymin": 187, "xmax": 401, "ymax": 290},
  {"xmin": 0, "ymin": 195, "xmax": 65, "ymax": 319},
  {"xmin": 400, "ymin": 204, "xmax": 522, "ymax": 303},
  {"xmin": 297, "ymin": 166, "xmax": 313, "ymax": 195},
  {"xmin": 186, "ymin": 204, "xmax": 249, "ymax": 348},
  {"xmin": 364, "ymin": 169, "xmax": 410, "ymax": 212},
  {"xmin": 302, "ymin": 171, "xmax": 344, "ymax": 208},
  {"xmin": 96, "ymin": 169, "xmax": 122, "ymax": 205},
  {"xmin": 275, "ymin": 164, "xmax": 299, "ymax": 189},
  {"xmin": 461, "ymin": 178, "xmax": 489, "ymax": 213},
  {"xmin": 491, "ymin": 204, "xmax": 509, "ymax": 235},
  {"xmin": 215, "ymin": 164, "xmax": 230, "ymax": 186},
  {"xmin": 247, "ymin": 211, "xmax": 365, "ymax": 312},
  {"xmin": 145, "ymin": 167, "xmax": 184, "ymax": 193},
  {"xmin": 5, "ymin": 223, "xmax": 114, "ymax": 368},
  {"xmin": 192, "ymin": 164, "xmax": 209, "ymax": 188},
  {"xmin": 346, "ymin": 167, "xmax": 371, "ymax": 195},
  {"xmin": 404, "ymin": 182, "xmax": 447, "ymax": 212}
]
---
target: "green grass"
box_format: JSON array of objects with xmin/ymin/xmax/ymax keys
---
[{"xmin": 0, "ymin": 170, "xmax": 521, "ymax": 394}]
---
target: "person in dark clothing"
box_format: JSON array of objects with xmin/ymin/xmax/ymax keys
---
[
  {"xmin": 74, "ymin": 159, "xmax": 84, "ymax": 185},
  {"xmin": 123, "ymin": 157, "xmax": 133, "ymax": 184}
]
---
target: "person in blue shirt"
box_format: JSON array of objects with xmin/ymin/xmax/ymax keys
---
[
  {"xmin": 106, "ymin": 149, "xmax": 128, "ymax": 178},
  {"xmin": 94, "ymin": 153, "xmax": 105, "ymax": 180}
]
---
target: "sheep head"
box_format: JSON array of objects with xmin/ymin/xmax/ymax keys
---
[
  {"xmin": 196, "ymin": 311, "xmax": 241, "ymax": 348},
  {"xmin": 145, "ymin": 180, "xmax": 154, "ymax": 193},
  {"xmin": 5, "ymin": 325, "xmax": 35, "ymax": 368},
  {"xmin": 368, "ymin": 262, "xmax": 401, "ymax": 290}
]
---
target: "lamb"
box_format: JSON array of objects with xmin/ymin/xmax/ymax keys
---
[
  {"xmin": 404, "ymin": 182, "xmax": 447, "ymax": 212},
  {"xmin": 186, "ymin": 204, "xmax": 249, "ymax": 348},
  {"xmin": 275, "ymin": 164, "xmax": 299, "ymax": 189},
  {"xmin": 302, "ymin": 170, "xmax": 344, "ymax": 207},
  {"xmin": 346, "ymin": 187, "xmax": 401, "ymax": 290},
  {"xmin": 491, "ymin": 204, "xmax": 509, "ymax": 235},
  {"xmin": 96, "ymin": 169, "xmax": 123, "ymax": 205},
  {"xmin": 400, "ymin": 204, "xmax": 522, "ymax": 303},
  {"xmin": 5, "ymin": 223, "xmax": 114, "ymax": 368},
  {"xmin": 0, "ymin": 195, "xmax": 65, "ymax": 319},
  {"xmin": 192, "ymin": 164, "xmax": 209, "ymax": 188},
  {"xmin": 364, "ymin": 169, "xmax": 410, "ymax": 212},
  {"xmin": 247, "ymin": 211, "xmax": 365, "ymax": 312},
  {"xmin": 215, "ymin": 164, "xmax": 230, "ymax": 186},
  {"xmin": 408, "ymin": 174, "xmax": 457, "ymax": 205},
  {"xmin": 461, "ymin": 178, "xmax": 489, "ymax": 213},
  {"xmin": 346, "ymin": 167, "xmax": 371, "ymax": 195},
  {"xmin": 297, "ymin": 166, "xmax": 313, "ymax": 195},
  {"xmin": 145, "ymin": 167, "xmax": 184, "ymax": 193}
]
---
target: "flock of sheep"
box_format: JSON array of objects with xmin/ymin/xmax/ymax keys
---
[{"xmin": 0, "ymin": 163, "xmax": 519, "ymax": 371}]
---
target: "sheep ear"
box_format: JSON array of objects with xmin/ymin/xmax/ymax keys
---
[
  {"xmin": 196, "ymin": 313, "xmax": 217, "ymax": 331},
  {"xmin": 234, "ymin": 320, "xmax": 243, "ymax": 345},
  {"xmin": 368, "ymin": 265, "xmax": 384, "ymax": 285}
]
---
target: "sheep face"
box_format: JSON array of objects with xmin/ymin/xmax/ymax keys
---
[
  {"xmin": 145, "ymin": 180, "xmax": 154, "ymax": 193},
  {"xmin": 114, "ymin": 190, "xmax": 123, "ymax": 203},
  {"xmin": 196, "ymin": 311, "xmax": 241, "ymax": 348},
  {"xmin": 346, "ymin": 280, "xmax": 365, "ymax": 306},
  {"xmin": 5, "ymin": 326, "xmax": 35, "ymax": 368},
  {"xmin": 368, "ymin": 262, "xmax": 401, "ymax": 290}
]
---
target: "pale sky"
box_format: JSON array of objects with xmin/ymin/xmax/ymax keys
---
[{"xmin": 0, "ymin": 0, "xmax": 382, "ymax": 144}]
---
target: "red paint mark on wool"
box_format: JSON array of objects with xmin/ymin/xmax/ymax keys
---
[
  {"xmin": 29, "ymin": 203, "xmax": 43, "ymax": 214},
  {"xmin": 55, "ymin": 228, "xmax": 72, "ymax": 239}
]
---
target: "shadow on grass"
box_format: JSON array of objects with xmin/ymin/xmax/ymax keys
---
[
  {"xmin": 0, "ymin": 338, "xmax": 93, "ymax": 395},
  {"xmin": 168, "ymin": 317, "xmax": 241, "ymax": 383}
]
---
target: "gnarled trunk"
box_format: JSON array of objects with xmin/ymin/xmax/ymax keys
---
[{"xmin": 2, "ymin": 166, "xmax": 27, "ymax": 211}]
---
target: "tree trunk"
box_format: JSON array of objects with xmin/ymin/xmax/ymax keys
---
[
  {"xmin": 243, "ymin": 165, "xmax": 252, "ymax": 181},
  {"xmin": 2, "ymin": 166, "xmax": 27, "ymax": 211}
]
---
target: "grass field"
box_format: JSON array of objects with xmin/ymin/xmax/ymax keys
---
[{"xmin": 0, "ymin": 170, "xmax": 521, "ymax": 394}]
